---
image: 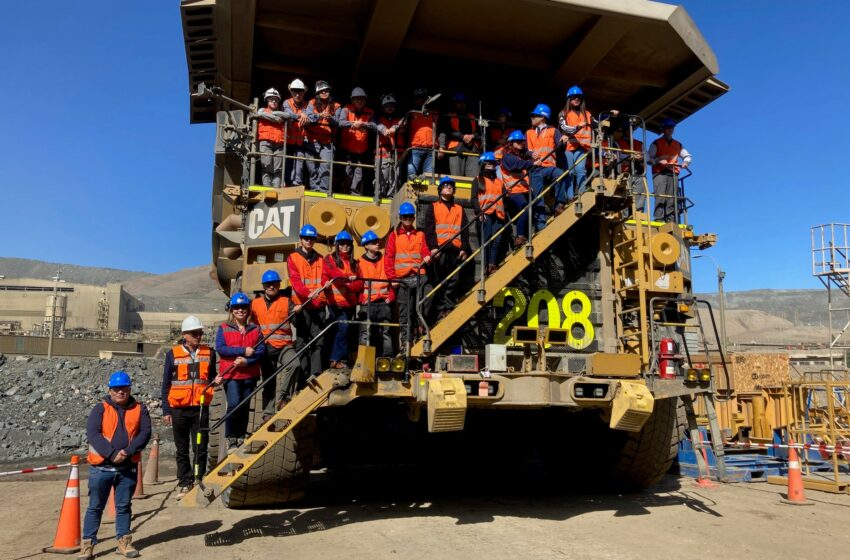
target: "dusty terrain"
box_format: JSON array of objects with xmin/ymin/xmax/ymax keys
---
[{"xmin": 2, "ymin": 465, "xmax": 848, "ymax": 560}]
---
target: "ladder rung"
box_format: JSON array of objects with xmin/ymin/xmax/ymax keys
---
[{"xmin": 615, "ymin": 260, "xmax": 638, "ymax": 270}]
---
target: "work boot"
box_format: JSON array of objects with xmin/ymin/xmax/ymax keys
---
[
  {"xmin": 77, "ymin": 539, "xmax": 94, "ymax": 560},
  {"xmin": 226, "ymin": 437, "xmax": 239, "ymax": 453},
  {"xmin": 116, "ymin": 535, "xmax": 140, "ymax": 558},
  {"xmin": 513, "ymin": 235, "xmax": 527, "ymax": 248},
  {"xmin": 175, "ymin": 483, "xmax": 193, "ymax": 500}
]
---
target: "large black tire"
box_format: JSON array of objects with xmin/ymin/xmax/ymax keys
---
[{"xmin": 207, "ymin": 389, "xmax": 315, "ymax": 508}]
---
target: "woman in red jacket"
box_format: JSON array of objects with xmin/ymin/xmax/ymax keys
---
[{"xmin": 323, "ymin": 231, "xmax": 363, "ymax": 368}]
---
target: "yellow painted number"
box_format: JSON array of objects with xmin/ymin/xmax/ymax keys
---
[
  {"xmin": 493, "ymin": 287, "xmax": 527, "ymax": 345},
  {"xmin": 561, "ymin": 290, "xmax": 594, "ymax": 350},
  {"xmin": 526, "ymin": 289, "xmax": 560, "ymax": 348}
]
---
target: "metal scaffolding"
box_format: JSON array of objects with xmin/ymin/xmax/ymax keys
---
[{"xmin": 811, "ymin": 223, "xmax": 850, "ymax": 369}]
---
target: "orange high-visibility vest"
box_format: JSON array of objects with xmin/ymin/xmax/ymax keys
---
[
  {"xmin": 393, "ymin": 229, "xmax": 427, "ymax": 277},
  {"xmin": 288, "ymin": 251, "xmax": 327, "ymax": 306},
  {"xmin": 358, "ymin": 257, "xmax": 391, "ymax": 303},
  {"xmin": 257, "ymin": 108, "xmax": 285, "ymax": 143},
  {"xmin": 250, "ymin": 296, "xmax": 293, "ymax": 349},
  {"xmin": 446, "ymin": 112, "xmax": 478, "ymax": 150},
  {"xmin": 433, "ymin": 201, "xmax": 463, "ymax": 249},
  {"xmin": 652, "ymin": 137, "xmax": 684, "ymax": 175},
  {"xmin": 501, "ymin": 152, "xmax": 530, "ymax": 195},
  {"xmin": 327, "ymin": 257, "xmax": 359, "ymax": 307},
  {"xmin": 378, "ymin": 115, "xmax": 404, "ymax": 159},
  {"xmin": 306, "ymin": 99, "xmax": 340, "ymax": 145},
  {"xmin": 87, "ymin": 402, "xmax": 142, "ymax": 465},
  {"xmin": 478, "ymin": 177, "xmax": 506, "ymax": 219},
  {"xmin": 340, "ymin": 105, "xmax": 375, "ymax": 154},
  {"xmin": 284, "ymin": 98, "xmax": 306, "ymax": 146},
  {"xmin": 167, "ymin": 345, "xmax": 214, "ymax": 408},
  {"xmin": 564, "ymin": 109, "xmax": 592, "ymax": 152},
  {"xmin": 603, "ymin": 137, "xmax": 645, "ymax": 174},
  {"xmin": 408, "ymin": 111, "xmax": 438, "ymax": 148},
  {"xmin": 526, "ymin": 127, "xmax": 557, "ymax": 167}
]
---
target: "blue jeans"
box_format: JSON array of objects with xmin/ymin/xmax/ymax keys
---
[
  {"xmin": 223, "ymin": 378, "xmax": 257, "ymax": 438},
  {"xmin": 481, "ymin": 213, "xmax": 504, "ymax": 266},
  {"xmin": 407, "ymin": 148, "xmax": 433, "ymax": 177},
  {"xmin": 326, "ymin": 306, "xmax": 356, "ymax": 363},
  {"xmin": 506, "ymin": 193, "xmax": 546, "ymax": 240},
  {"xmin": 83, "ymin": 465, "xmax": 137, "ymax": 543},
  {"xmin": 565, "ymin": 148, "xmax": 588, "ymax": 197},
  {"xmin": 530, "ymin": 166, "xmax": 568, "ymax": 206}
]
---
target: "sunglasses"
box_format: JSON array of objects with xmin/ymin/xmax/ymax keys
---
[
  {"xmin": 184, "ymin": 330, "xmax": 204, "ymax": 337},
  {"xmin": 231, "ymin": 305, "xmax": 250, "ymax": 311},
  {"xmin": 109, "ymin": 386, "xmax": 130, "ymax": 393}
]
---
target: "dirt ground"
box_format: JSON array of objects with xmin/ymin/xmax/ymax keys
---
[{"xmin": 2, "ymin": 460, "xmax": 849, "ymax": 560}]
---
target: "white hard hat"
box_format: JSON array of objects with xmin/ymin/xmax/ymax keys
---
[
  {"xmin": 351, "ymin": 87, "xmax": 367, "ymax": 99},
  {"xmin": 263, "ymin": 88, "xmax": 281, "ymax": 100},
  {"xmin": 381, "ymin": 94, "xmax": 397, "ymax": 106},
  {"xmin": 288, "ymin": 79, "xmax": 306, "ymax": 91},
  {"xmin": 181, "ymin": 315, "xmax": 204, "ymax": 333}
]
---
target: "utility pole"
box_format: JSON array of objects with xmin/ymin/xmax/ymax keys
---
[
  {"xmin": 695, "ymin": 255, "xmax": 728, "ymax": 354},
  {"xmin": 47, "ymin": 270, "xmax": 62, "ymax": 359}
]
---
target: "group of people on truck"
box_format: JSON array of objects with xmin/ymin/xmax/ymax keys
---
[{"xmin": 257, "ymin": 80, "xmax": 691, "ymax": 222}]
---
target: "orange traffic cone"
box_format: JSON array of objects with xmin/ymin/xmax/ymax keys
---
[
  {"xmin": 133, "ymin": 461, "xmax": 147, "ymax": 499},
  {"xmin": 143, "ymin": 434, "xmax": 160, "ymax": 485},
  {"xmin": 694, "ymin": 431, "xmax": 717, "ymax": 488},
  {"xmin": 781, "ymin": 442, "xmax": 813, "ymax": 506},
  {"xmin": 42, "ymin": 455, "xmax": 81, "ymax": 554},
  {"xmin": 105, "ymin": 488, "xmax": 115, "ymax": 521}
]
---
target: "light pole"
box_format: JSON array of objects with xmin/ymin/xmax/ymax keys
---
[
  {"xmin": 47, "ymin": 270, "xmax": 63, "ymax": 359},
  {"xmin": 694, "ymin": 255, "xmax": 727, "ymax": 353}
]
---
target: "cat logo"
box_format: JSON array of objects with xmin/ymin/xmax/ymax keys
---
[{"xmin": 246, "ymin": 200, "xmax": 302, "ymax": 246}]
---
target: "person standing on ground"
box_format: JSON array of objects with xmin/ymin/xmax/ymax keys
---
[
  {"xmin": 81, "ymin": 371, "xmax": 151, "ymax": 559},
  {"xmin": 440, "ymin": 92, "xmax": 480, "ymax": 177},
  {"xmin": 358, "ymin": 230, "xmax": 395, "ymax": 358},
  {"xmin": 160, "ymin": 316, "xmax": 216, "ymax": 500},
  {"xmin": 282, "ymin": 79, "xmax": 309, "ymax": 186},
  {"xmin": 422, "ymin": 177, "xmax": 470, "ymax": 318},
  {"xmin": 257, "ymin": 88, "xmax": 286, "ymax": 187},
  {"xmin": 649, "ymin": 118, "xmax": 691, "ymax": 222},
  {"xmin": 214, "ymin": 292, "xmax": 265, "ymax": 453},
  {"xmin": 304, "ymin": 81, "xmax": 341, "ymax": 193},
  {"xmin": 250, "ymin": 270, "xmax": 301, "ymax": 412},
  {"xmin": 338, "ymin": 87, "xmax": 377, "ymax": 196},
  {"xmin": 384, "ymin": 202, "xmax": 433, "ymax": 345},
  {"xmin": 323, "ymin": 231, "xmax": 364, "ymax": 368},
  {"xmin": 471, "ymin": 152, "xmax": 507, "ymax": 274}
]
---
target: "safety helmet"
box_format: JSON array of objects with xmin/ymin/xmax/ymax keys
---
[
  {"xmin": 439, "ymin": 177, "xmax": 456, "ymax": 189},
  {"xmin": 181, "ymin": 315, "xmax": 204, "ymax": 333},
  {"xmin": 229, "ymin": 292, "xmax": 251, "ymax": 307},
  {"xmin": 399, "ymin": 202, "xmax": 416, "ymax": 216},
  {"xmin": 479, "ymin": 152, "xmax": 497, "ymax": 164},
  {"xmin": 413, "ymin": 88, "xmax": 428, "ymax": 98},
  {"xmin": 108, "ymin": 370, "xmax": 132, "ymax": 388},
  {"xmin": 264, "ymin": 88, "xmax": 281, "ymax": 101},
  {"xmin": 288, "ymin": 79, "xmax": 306, "ymax": 91},
  {"xmin": 315, "ymin": 80, "xmax": 331, "ymax": 93},
  {"xmin": 453, "ymin": 92, "xmax": 466, "ymax": 102},
  {"xmin": 351, "ymin": 87, "xmax": 367, "ymax": 99},
  {"xmin": 361, "ymin": 230, "xmax": 379, "ymax": 245},
  {"xmin": 381, "ymin": 94, "xmax": 397, "ymax": 106},
  {"xmin": 261, "ymin": 270, "xmax": 282, "ymax": 284},
  {"xmin": 335, "ymin": 230, "xmax": 354, "ymax": 244},
  {"xmin": 661, "ymin": 118, "xmax": 676, "ymax": 129},
  {"xmin": 498, "ymin": 108, "xmax": 512, "ymax": 117},
  {"xmin": 566, "ymin": 85, "xmax": 584, "ymax": 98},
  {"xmin": 507, "ymin": 130, "xmax": 526, "ymax": 143},
  {"xmin": 299, "ymin": 224, "xmax": 318, "ymax": 238},
  {"xmin": 530, "ymin": 103, "xmax": 551, "ymax": 119}
]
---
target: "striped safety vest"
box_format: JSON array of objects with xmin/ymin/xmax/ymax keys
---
[
  {"xmin": 167, "ymin": 344, "xmax": 214, "ymax": 408},
  {"xmin": 393, "ymin": 228, "xmax": 427, "ymax": 277},
  {"xmin": 251, "ymin": 296, "xmax": 293, "ymax": 349},
  {"xmin": 563, "ymin": 109, "xmax": 592, "ymax": 152},
  {"xmin": 526, "ymin": 126, "xmax": 557, "ymax": 167},
  {"xmin": 358, "ymin": 256, "xmax": 391, "ymax": 303},
  {"xmin": 478, "ymin": 176, "xmax": 506, "ymax": 219},
  {"xmin": 433, "ymin": 200, "xmax": 463, "ymax": 249},
  {"xmin": 288, "ymin": 250, "xmax": 327, "ymax": 306}
]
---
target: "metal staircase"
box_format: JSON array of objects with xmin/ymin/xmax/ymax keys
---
[{"xmin": 410, "ymin": 188, "xmax": 598, "ymax": 357}]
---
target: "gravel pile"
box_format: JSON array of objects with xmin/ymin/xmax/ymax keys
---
[{"xmin": 0, "ymin": 353, "xmax": 172, "ymax": 462}]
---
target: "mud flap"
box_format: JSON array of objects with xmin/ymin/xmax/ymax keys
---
[
  {"xmin": 609, "ymin": 380, "xmax": 654, "ymax": 432},
  {"xmin": 427, "ymin": 378, "xmax": 467, "ymax": 433}
]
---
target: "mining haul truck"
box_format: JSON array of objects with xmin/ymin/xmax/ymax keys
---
[{"xmin": 179, "ymin": 0, "xmax": 730, "ymax": 508}]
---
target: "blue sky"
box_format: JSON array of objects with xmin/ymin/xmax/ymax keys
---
[{"xmin": 0, "ymin": 1, "xmax": 847, "ymax": 293}]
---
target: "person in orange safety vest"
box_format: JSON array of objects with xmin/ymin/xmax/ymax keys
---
[
  {"xmin": 471, "ymin": 152, "xmax": 507, "ymax": 275},
  {"xmin": 322, "ymin": 230, "xmax": 364, "ymax": 369},
  {"xmin": 257, "ymin": 87, "xmax": 286, "ymax": 187},
  {"xmin": 439, "ymin": 92, "xmax": 480, "ymax": 177},
  {"xmin": 304, "ymin": 80, "xmax": 341, "ymax": 194},
  {"xmin": 338, "ymin": 87, "xmax": 378, "ymax": 196},
  {"xmin": 649, "ymin": 118, "xmax": 691, "ymax": 222},
  {"xmin": 281, "ymin": 78, "xmax": 309, "ymax": 186},
  {"xmin": 358, "ymin": 229, "xmax": 395, "ymax": 358},
  {"xmin": 376, "ymin": 93, "xmax": 405, "ymax": 198},
  {"xmin": 404, "ymin": 88, "xmax": 439, "ymax": 179}
]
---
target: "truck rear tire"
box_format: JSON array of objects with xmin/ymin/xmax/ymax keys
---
[{"xmin": 207, "ymin": 389, "xmax": 315, "ymax": 508}]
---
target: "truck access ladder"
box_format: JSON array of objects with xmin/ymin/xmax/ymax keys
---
[
  {"xmin": 410, "ymin": 188, "xmax": 598, "ymax": 356},
  {"xmin": 181, "ymin": 371, "xmax": 347, "ymax": 507}
]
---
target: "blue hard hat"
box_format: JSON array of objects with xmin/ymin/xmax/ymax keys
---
[
  {"xmin": 439, "ymin": 177, "xmax": 456, "ymax": 188},
  {"xmin": 108, "ymin": 370, "xmax": 132, "ymax": 388},
  {"xmin": 661, "ymin": 118, "xmax": 677, "ymax": 128},
  {"xmin": 507, "ymin": 130, "xmax": 526, "ymax": 143},
  {"xmin": 566, "ymin": 85, "xmax": 584, "ymax": 98},
  {"xmin": 479, "ymin": 151, "xmax": 497, "ymax": 163},
  {"xmin": 399, "ymin": 202, "xmax": 416, "ymax": 216},
  {"xmin": 453, "ymin": 92, "xmax": 466, "ymax": 102},
  {"xmin": 229, "ymin": 292, "xmax": 250, "ymax": 307},
  {"xmin": 498, "ymin": 108, "xmax": 512, "ymax": 117},
  {"xmin": 335, "ymin": 230, "xmax": 354, "ymax": 244},
  {"xmin": 530, "ymin": 103, "xmax": 551, "ymax": 119},
  {"xmin": 261, "ymin": 270, "xmax": 281, "ymax": 284},
  {"xmin": 361, "ymin": 230, "xmax": 379, "ymax": 245},
  {"xmin": 299, "ymin": 224, "xmax": 317, "ymax": 238}
]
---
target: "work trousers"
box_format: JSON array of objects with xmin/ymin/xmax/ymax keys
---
[
  {"xmin": 407, "ymin": 148, "xmax": 433, "ymax": 178},
  {"xmin": 170, "ymin": 406, "xmax": 209, "ymax": 487},
  {"xmin": 223, "ymin": 378, "xmax": 256, "ymax": 439},
  {"xmin": 326, "ymin": 305, "xmax": 357, "ymax": 363},
  {"xmin": 531, "ymin": 165, "xmax": 568, "ymax": 206},
  {"xmin": 341, "ymin": 149, "xmax": 373, "ymax": 196},
  {"xmin": 260, "ymin": 140, "xmax": 284, "ymax": 187},
  {"xmin": 631, "ymin": 175, "xmax": 651, "ymax": 215},
  {"xmin": 507, "ymin": 192, "xmax": 546, "ymax": 241},
  {"xmin": 480, "ymin": 213, "xmax": 505, "ymax": 267},
  {"xmin": 565, "ymin": 148, "xmax": 588, "ymax": 197},
  {"xmin": 83, "ymin": 465, "xmax": 137, "ymax": 544},
  {"xmin": 359, "ymin": 301, "xmax": 394, "ymax": 358},
  {"xmin": 296, "ymin": 306, "xmax": 327, "ymax": 376},
  {"xmin": 433, "ymin": 246, "xmax": 464, "ymax": 315},
  {"xmin": 305, "ymin": 141, "xmax": 334, "ymax": 193},
  {"xmin": 376, "ymin": 154, "xmax": 399, "ymax": 198},
  {"xmin": 259, "ymin": 346, "xmax": 282, "ymax": 412},
  {"xmin": 653, "ymin": 171, "xmax": 680, "ymax": 222},
  {"xmin": 285, "ymin": 143, "xmax": 306, "ymax": 186},
  {"xmin": 397, "ymin": 274, "xmax": 433, "ymax": 345},
  {"xmin": 275, "ymin": 345, "xmax": 303, "ymax": 403},
  {"xmin": 448, "ymin": 150, "xmax": 480, "ymax": 177}
]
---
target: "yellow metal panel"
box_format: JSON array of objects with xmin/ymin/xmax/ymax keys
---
[
  {"xmin": 427, "ymin": 378, "xmax": 467, "ymax": 432},
  {"xmin": 351, "ymin": 345, "xmax": 376, "ymax": 384},
  {"xmin": 610, "ymin": 380, "xmax": 654, "ymax": 432},
  {"xmin": 587, "ymin": 353, "xmax": 641, "ymax": 377}
]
